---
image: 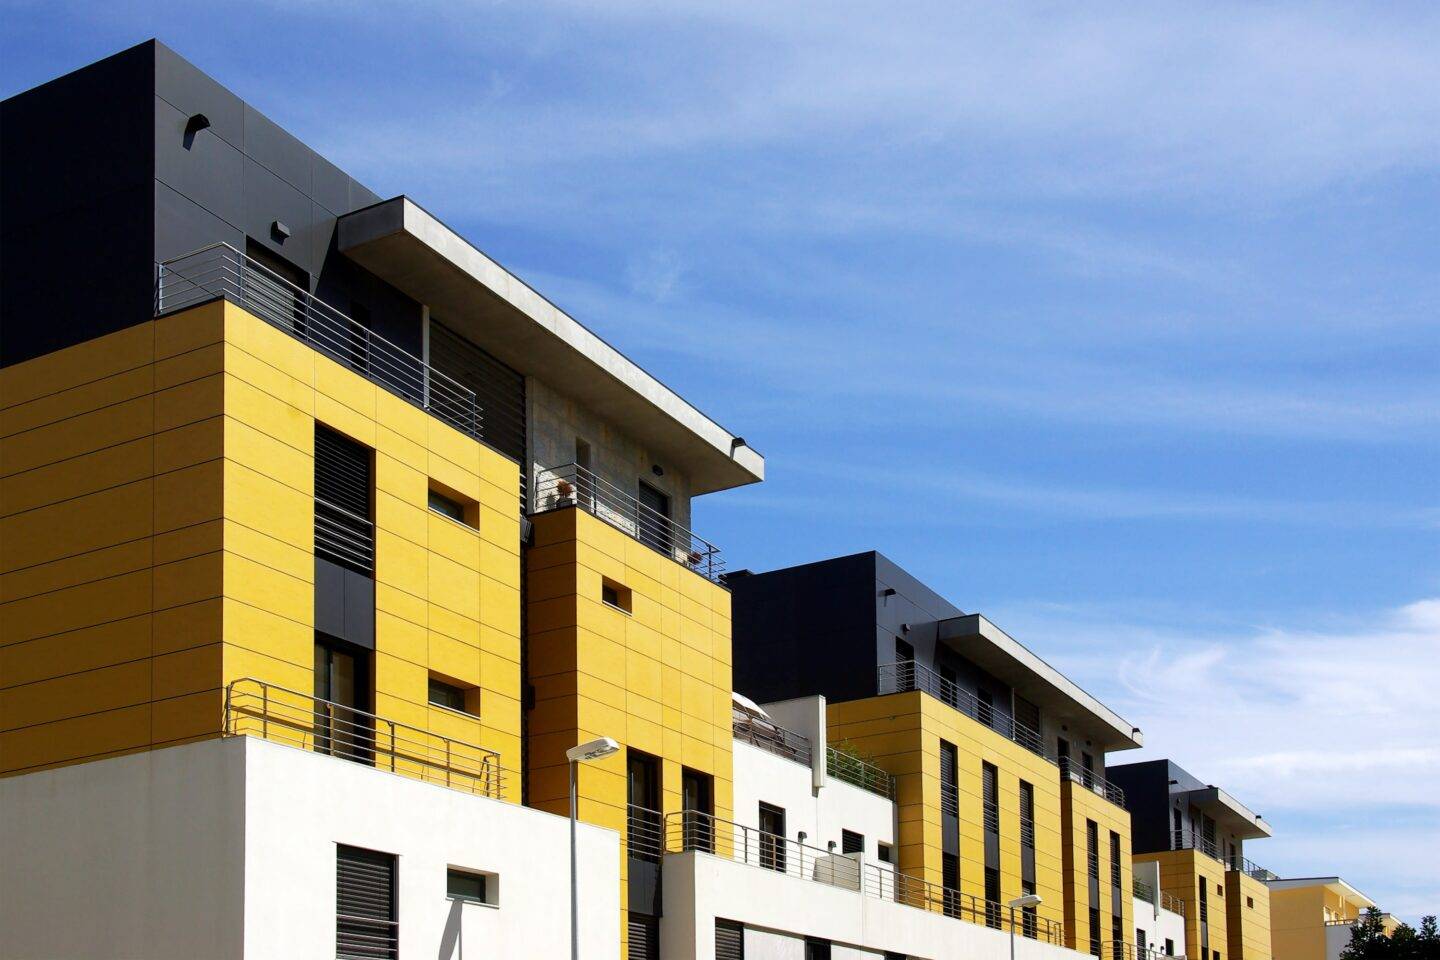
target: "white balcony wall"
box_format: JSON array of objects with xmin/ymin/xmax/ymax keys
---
[{"xmin": 0, "ymin": 736, "xmax": 619, "ymax": 960}]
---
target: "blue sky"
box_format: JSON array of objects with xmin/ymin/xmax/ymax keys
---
[{"xmin": 4, "ymin": 0, "xmax": 1437, "ymax": 920}]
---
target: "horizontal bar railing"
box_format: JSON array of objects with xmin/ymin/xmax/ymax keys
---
[
  {"xmin": 1059, "ymin": 757, "xmax": 1126, "ymax": 807},
  {"xmin": 1161, "ymin": 890, "xmax": 1186, "ymax": 916},
  {"xmin": 665, "ymin": 811, "xmax": 1064, "ymax": 945},
  {"xmin": 826, "ymin": 746, "xmax": 895, "ymax": 799},
  {"xmin": 533, "ymin": 462, "xmax": 725, "ymax": 584},
  {"xmin": 863, "ymin": 863, "xmax": 1064, "ymax": 944},
  {"xmin": 1170, "ymin": 828, "xmax": 1221, "ymax": 862},
  {"xmin": 1103, "ymin": 943, "xmax": 1188, "ymax": 960},
  {"xmin": 223, "ymin": 677, "xmax": 506, "ymax": 800},
  {"xmin": 732, "ymin": 709, "xmax": 812, "ymax": 765},
  {"xmin": 877, "ymin": 661, "xmax": 1052, "ymax": 763},
  {"xmin": 666, "ymin": 811, "xmax": 862, "ymax": 890},
  {"xmin": 155, "ymin": 243, "xmax": 490, "ymax": 445},
  {"xmin": 1225, "ymin": 855, "xmax": 1280, "ymax": 882},
  {"xmin": 315, "ymin": 498, "xmax": 375, "ymax": 573},
  {"xmin": 627, "ymin": 804, "xmax": 666, "ymax": 863}
]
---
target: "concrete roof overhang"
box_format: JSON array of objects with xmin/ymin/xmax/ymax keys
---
[
  {"xmin": 937, "ymin": 613, "xmax": 1143, "ymax": 752},
  {"xmin": 1176, "ymin": 785, "xmax": 1273, "ymax": 839},
  {"xmin": 337, "ymin": 197, "xmax": 765, "ymax": 495}
]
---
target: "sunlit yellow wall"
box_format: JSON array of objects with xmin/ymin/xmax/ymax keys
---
[
  {"xmin": 1, "ymin": 300, "xmax": 524, "ymax": 790},
  {"xmin": 526, "ymin": 505, "xmax": 734, "ymax": 949},
  {"xmin": 1140, "ymin": 850, "xmax": 1231, "ymax": 960},
  {"xmin": 826, "ymin": 690, "xmax": 1068, "ymax": 936},
  {"xmin": 1060, "ymin": 779, "xmax": 1135, "ymax": 955},
  {"xmin": 1268, "ymin": 886, "xmax": 1331, "ymax": 960},
  {"xmin": 1226, "ymin": 870, "xmax": 1272, "ymax": 960}
]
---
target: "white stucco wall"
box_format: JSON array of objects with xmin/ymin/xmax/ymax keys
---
[
  {"xmin": 662, "ymin": 850, "xmax": 1102, "ymax": 960},
  {"xmin": 1134, "ymin": 862, "xmax": 1188, "ymax": 956},
  {"xmin": 732, "ymin": 740, "xmax": 896, "ymax": 862},
  {"xmin": 0, "ymin": 736, "xmax": 619, "ymax": 960}
]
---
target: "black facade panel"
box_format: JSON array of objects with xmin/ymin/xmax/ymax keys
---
[
  {"xmin": 1, "ymin": 42, "xmax": 154, "ymax": 367},
  {"xmin": 242, "ymin": 156, "xmax": 316, "ymax": 276},
  {"xmin": 155, "ymin": 179, "xmax": 245, "ymax": 266},
  {"xmin": 153, "ymin": 42, "xmax": 245, "ymax": 149},
  {"xmin": 731, "ymin": 552, "xmax": 880, "ymax": 705},
  {"xmin": 1107, "ymin": 759, "xmax": 1174, "ymax": 856}
]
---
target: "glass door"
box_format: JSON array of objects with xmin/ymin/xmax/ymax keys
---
[{"xmin": 314, "ymin": 638, "xmax": 372, "ymax": 764}]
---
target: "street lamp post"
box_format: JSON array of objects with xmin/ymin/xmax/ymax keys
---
[
  {"xmin": 1008, "ymin": 893, "xmax": 1045, "ymax": 960},
  {"xmin": 566, "ymin": 737, "xmax": 621, "ymax": 960}
]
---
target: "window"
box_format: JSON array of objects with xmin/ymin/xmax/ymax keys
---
[
  {"xmin": 682, "ymin": 768, "xmax": 714, "ymax": 853},
  {"xmin": 1247, "ymin": 896, "xmax": 1255, "ymax": 909},
  {"xmin": 939, "ymin": 741, "xmax": 959, "ymax": 817},
  {"xmin": 337, "ymin": 845, "xmax": 397, "ymax": 960},
  {"xmin": 428, "ymin": 488, "xmax": 464, "ymax": 522},
  {"xmin": 1138, "ymin": 930, "xmax": 1148, "ymax": 954},
  {"xmin": 315, "ymin": 425, "xmax": 374, "ymax": 574},
  {"xmin": 1019, "ymin": 780, "xmax": 1036, "ymax": 851},
  {"xmin": 1110, "ymin": 832, "xmax": 1122, "ymax": 887},
  {"xmin": 1214, "ymin": 952, "xmax": 1221, "ymax": 960},
  {"xmin": 628, "ymin": 915, "xmax": 659, "ymax": 960},
  {"xmin": 804, "ymin": 939, "xmax": 831, "ymax": 960},
  {"xmin": 601, "ymin": 578, "xmax": 633, "ymax": 613},
  {"xmin": 841, "ymin": 830, "xmax": 864, "ymax": 855},
  {"xmin": 636, "ymin": 480, "xmax": 671, "ymax": 555},
  {"xmin": 716, "ymin": 920, "xmax": 744, "ymax": 960},
  {"xmin": 942, "ymin": 853, "xmax": 960, "ymax": 918},
  {"xmin": 446, "ymin": 868, "xmax": 494, "ymax": 905},
  {"xmin": 428, "ymin": 676, "xmax": 474, "ymax": 714},
  {"xmin": 982, "ymin": 762, "xmax": 1000, "ymax": 836},
  {"xmin": 1217, "ymin": 883, "xmax": 1224, "ymax": 896},
  {"xmin": 1165, "ymin": 940, "xmax": 1175, "ymax": 956},
  {"xmin": 1090, "ymin": 907, "xmax": 1102, "ymax": 957},
  {"xmin": 1022, "ymin": 880, "xmax": 1039, "ymax": 939},
  {"xmin": 877, "ymin": 842, "xmax": 893, "ymax": 864},
  {"xmin": 984, "ymin": 867, "xmax": 1002, "ymax": 928},
  {"xmin": 758, "ymin": 802, "xmax": 787, "ymax": 873},
  {"xmin": 1087, "ymin": 820, "xmax": 1100, "ymax": 878}
]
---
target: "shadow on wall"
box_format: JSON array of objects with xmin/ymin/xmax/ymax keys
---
[{"xmin": 440, "ymin": 897, "xmax": 463, "ymax": 959}]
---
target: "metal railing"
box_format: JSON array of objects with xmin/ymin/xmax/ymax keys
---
[
  {"xmin": 1225, "ymin": 855, "xmax": 1279, "ymax": 882},
  {"xmin": 666, "ymin": 811, "xmax": 862, "ymax": 889},
  {"xmin": 155, "ymin": 243, "xmax": 487, "ymax": 444},
  {"xmin": 627, "ymin": 804, "xmax": 666, "ymax": 862},
  {"xmin": 223, "ymin": 677, "xmax": 506, "ymax": 799},
  {"xmin": 877, "ymin": 661, "xmax": 1051, "ymax": 763},
  {"xmin": 1162, "ymin": 891, "xmax": 1186, "ymax": 916},
  {"xmin": 664, "ymin": 811, "xmax": 1064, "ymax": 944},
  {"xmin": 863, "ymin": 864, "xmax": 1064, "ymax": 944},
  {"xmin": 826, "ymin": 746, "xmax": 896, "ymax": 799},
  {"xmin": 1135, "ymin": 879, "xmax": 1156, "ymax": 904},
  {"xmin": 532, "ymin": 462, "xmax": 725, "ymax": 584},
  {"xmin": 1170, "ymin": 828, "xmax": 1220, "ymax": 862},
  {"xmin": 732, "ymin": 709, "xmax": 812, "ymax": 765},
  {"xmin": 1059, "ymin": 757, "xmax": 1126, "ymax": 807},
  {"xmin": 1102, "ymin": 944, "xmax": 1188, "ymax": 960}
]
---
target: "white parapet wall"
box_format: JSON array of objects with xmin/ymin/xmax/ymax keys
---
[
  {"xmin": 0, "ymin": 736, "xmax": 620, "ymax": 960},
  {"xmin": 1133, "ymin": 861, "xmax": 1188, "ymax": 957},
  {"xmin": 662, "ymin": 849, "xmax": 1095, "ymax": 960}
]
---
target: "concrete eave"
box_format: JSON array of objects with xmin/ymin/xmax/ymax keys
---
[
  {"xmin": 937, "ymin": 613, "xmax": 1143, "ymax": 752},
  {"xmin": 1265, "ymin": 877, "xmax": 1374, "ymax": 908},
  {"xmin": 1179, "ymin": 785, "xmax": 1273, "ymax": 839},
  {"xmin": 336, "ymin": 196, "xmax": 764, "ymax": 495}
]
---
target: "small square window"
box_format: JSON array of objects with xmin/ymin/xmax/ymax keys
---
[
  {"xmin": 601, "ymin": 578, "xmax": 632, "ymax": 613},
  {"xmin": 1217, "ymin": 883, "xmax": 1224, "ymax": 896},
  {"xmin": 877, "ymin": 842, "xmax": 893, "ymax": 864},
  {"xmin": 1247, "ymin": 896, "xmax": 1255, "ymax": 909},
  {"xmin": 428, "ymin": 482, "xmax": 478, "ymax": 529},
  {"xmin": 841, "ymin": 830, "xmax": 864, "ymax": 855},
  {"xmin": 447, "ymin": 868, "xmax": 495, "ymax": 905},
  {"xmin": 429, "ymin": 676, "xmax": 476, "ymax": 715}
]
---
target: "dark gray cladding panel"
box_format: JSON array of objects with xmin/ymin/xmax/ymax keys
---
[
  {"xmin": 244, "ymin": 103, "xmax": 312, "ymax": 196},
  {"xmin": 155, "ymin": 94, "xmax": 245, "ymax": 232},
  {"xmin": 242, "ymin": 156, "xmax": 317, "ymax": 276},
  {"xmin": 154, "ymin": 42, "xmax": 245, "ymax": 148},
  {"xmin": 315, "ymin": 557, "xmax": 376, "ymax": 651},
  {"xmin": 155, "ymin": 179, "xmax": 244, "ymax": 265}
]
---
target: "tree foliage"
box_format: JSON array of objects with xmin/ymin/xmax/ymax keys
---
[{"xmin": 1338, "ymin": 907, "xmax": 1440, "ymax": 960}]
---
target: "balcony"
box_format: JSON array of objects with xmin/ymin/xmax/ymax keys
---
[
  {"xmin": 732, "ymin": 708, "xmax": 812, "ymax": 766},
  {"xmin": 533, "ymin": 462, "xmax": 725, "ymax": 583},
  {"xmin": 826, "ymin": 745, "xmax": 896, "ymax": 800},
  {"xmin": 1225, "ymin": 855, "xmax": 1279, "ymax": 882},
  {"xmin": 155, "ymin": 242, "xmax": 523, "ymax": 452},
  {"xmin": 1134, "ymin": 879, "xmax": 1186, "ymax": 916},
  {"xmin": 877, "ymin": 660, "xmax": 1051, "ymax": 763},
  {"xmin": 666, "ymin": 811, "xmax": 1064, "ymax": 945},
  {"xmin": 223, "ymin": 677, "xmax": 507, "ymax": 799},
  {"xmin": 1168, "ymin": 830, "xmax": 1276, "ymax": 878},
  {"xmin": 1060, "ymin": 757, "xmax": 1127, "ymax": 807}
]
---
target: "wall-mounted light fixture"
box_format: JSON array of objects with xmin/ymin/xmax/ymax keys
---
[
  {"xmin": 182, "ymin": 113, "xmax": 210, "ymax": 149},
  {"xmin": 270, "ymin": 220, "xmax": 291, "ymax": 243},
  {"xmin": 651, "ymin": 464, "xmax": 664, "ymax": 477},
  {"xmin": 730, "ymin": 437, "xmax": 747, "ymax": 455}
]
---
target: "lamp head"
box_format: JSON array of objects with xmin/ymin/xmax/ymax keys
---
[
  {"xmin": 566, "ymin": 737, "xmax": 620, "ymax": 763},
  {"xmin": 1008, "ymin": 894, "xmax": 1043, "ymax": 909}
]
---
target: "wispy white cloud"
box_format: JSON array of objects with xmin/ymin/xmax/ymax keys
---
[{"xmin": 992, "ymin": 597, "xmax": 1440, "ymax": 919}]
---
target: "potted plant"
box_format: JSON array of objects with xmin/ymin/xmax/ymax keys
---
[{"xmin": 555, "ymin": 478, "xmax": 574, "ymax": 506}]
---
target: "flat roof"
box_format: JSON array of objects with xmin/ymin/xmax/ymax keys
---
[
  {"xmin": 1179, "ymin": 785, "xmax": 1273, "ymax": 839},
  {"xmin": 337, "ymin": 196, "xmax": 765, "ymax": 495},
  {"xmin": 937, "ymin": 613, "xmax": 1143, "ymax": 752},
  {"xmin": 1266, "ymin": 877, "xmax": 1375, "ymax": 908}
]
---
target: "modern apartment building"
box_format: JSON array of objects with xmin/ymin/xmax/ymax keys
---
[
  {"xmin": 1108, "ymin": 760, "xmax": 1277, "ymax": 960},
  {"xmin": 1265, "ymin": 877, "xmax": 1398, "ymax": 960},
  {"xmin": 0, "ymin": 39, "xmax": 759, "ymax": 960},
  {"xmin": 730, "ymin": 552, "xmax": 1146, "ymax": 960}
]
